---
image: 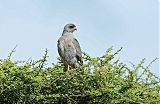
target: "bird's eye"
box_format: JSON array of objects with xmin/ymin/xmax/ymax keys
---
[{"xmin": 69, "ymin": 26, "xmax": 74, "ymax": 28}]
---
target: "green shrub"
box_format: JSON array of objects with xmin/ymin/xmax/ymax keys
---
[{"xmin": 0, "ymin": 47, "xmax": 159, "ymax": 104}]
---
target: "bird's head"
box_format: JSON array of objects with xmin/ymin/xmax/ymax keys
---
[{"xmin": 63, "ymin": 24, "xmax": 77, "ymax": 33}]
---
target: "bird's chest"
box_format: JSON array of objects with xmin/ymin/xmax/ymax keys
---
[
  {"xmin": 64, "ymin": 39, "xmax": 74, "ymax": 49},
  {"xmin": 63, "ymin": 37, "xmax": 76, "ymax": 52},
  {"xmin": 63, "ymin": 36, "xmax": 74, "ymax": 45}
]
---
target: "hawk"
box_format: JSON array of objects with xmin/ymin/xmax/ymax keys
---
[{"xmin": 57, "ymin": 24, "xmax": 83, "ymax": 71}]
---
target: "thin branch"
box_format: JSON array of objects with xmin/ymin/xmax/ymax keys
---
[{"xmin": 7, "ymin": 45, "xmax": 18, "ymax": 60}]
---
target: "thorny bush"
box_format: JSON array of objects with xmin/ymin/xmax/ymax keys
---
[{"xmin": 0, "ymin": 47, "xmax": 159, "ymax": 104}]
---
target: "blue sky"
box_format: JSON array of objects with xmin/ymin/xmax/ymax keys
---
[{"xmin": 0, "ymin": 0, "xmax": 159, "ymax": 76}]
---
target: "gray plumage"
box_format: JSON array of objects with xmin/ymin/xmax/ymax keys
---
[{"xmin": 57, "ymin": 24, "xmax": 83, "ymax": 71}]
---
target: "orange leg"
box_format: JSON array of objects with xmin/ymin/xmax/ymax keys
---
[{"xmin": 67, "ymin": 65, "xmax": 70, "ymax": 71}]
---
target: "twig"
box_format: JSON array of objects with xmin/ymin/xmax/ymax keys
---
[
  {"xmin": 39, "ymin": 48, "xmax": 48, "ymax": 70},
  {"xmin": 7, "ymin": 45, "xmax": 18, "ymax": 60}
]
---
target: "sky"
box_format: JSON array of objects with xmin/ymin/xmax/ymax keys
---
[{"xmin": 0, "ymin": 0, "xmax": 159, "ymax": 76}]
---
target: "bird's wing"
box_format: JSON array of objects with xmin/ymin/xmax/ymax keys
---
[
  {"xmin": 73, "ymin": 38, "xmax": 83, "ymax": 64},
  {"xmin": 57, "ymin": 38, "xmax": 64, "ymax": 59}
]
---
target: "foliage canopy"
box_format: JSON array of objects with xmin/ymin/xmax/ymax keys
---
[{"xmin": 0, "ymin": 47, "xmax": 159, "ymax": 104}]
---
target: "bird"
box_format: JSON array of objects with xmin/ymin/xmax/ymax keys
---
[{"xmin": 57, "ymin": 24, "xmax": 83, "ymax": 72}]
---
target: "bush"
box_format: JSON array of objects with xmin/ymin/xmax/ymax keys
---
[{"xmin": 0, "ymin": 47, "xmax": 159, "ymax": 104}]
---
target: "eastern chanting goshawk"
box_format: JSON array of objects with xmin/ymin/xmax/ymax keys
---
[{"xmin": 57, "ymin": 24, "xmax": 83, "ymax": 71}]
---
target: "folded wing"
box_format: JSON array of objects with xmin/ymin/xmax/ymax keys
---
[{"xmin": 73, "ymin": 38, "xmax": 83, "ymax": 64}]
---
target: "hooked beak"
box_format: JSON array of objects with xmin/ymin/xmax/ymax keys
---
[{"xmin": 73, "ymin": 27, "xmax": 77, "ymax": 31}]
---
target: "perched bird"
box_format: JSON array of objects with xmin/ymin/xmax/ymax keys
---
[{"xmin": 57, "ymin": 24, "xmax": 83, "ymax": 71}]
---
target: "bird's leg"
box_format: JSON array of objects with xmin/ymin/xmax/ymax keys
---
[
  {"xmin": 67, "ymin": 65, "xmax": 73, "ymax": 75},
  {"xmin": 67, "ymin": 65, "xmax": 70, "ymax": 71}
]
